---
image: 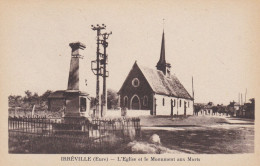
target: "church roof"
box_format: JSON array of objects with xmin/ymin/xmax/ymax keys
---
[{"xmin": 138, "ymin": 63, "xmax": 193, "ymax": 100}]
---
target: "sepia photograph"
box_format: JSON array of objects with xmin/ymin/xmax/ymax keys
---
[{"xmin": 0, "ymin": 0, "xmax": 259, "ymax": 165}]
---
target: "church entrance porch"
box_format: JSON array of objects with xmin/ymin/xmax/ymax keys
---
[{"xmin": 130, "ymin": 95, "xmax": 141, "ymax": 110}]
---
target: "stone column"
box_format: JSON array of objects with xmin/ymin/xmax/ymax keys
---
[{"xmin": 67, "ymin": 42, "xmax": 86, "ymax": 90}]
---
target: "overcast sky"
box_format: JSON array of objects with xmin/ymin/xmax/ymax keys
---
[{"xmin": 1, "ymin": 0, "xmax": 259, "ymax": 105}]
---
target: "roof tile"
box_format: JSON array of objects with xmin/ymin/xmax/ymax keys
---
[{"xmin": 138, "ymin": 64, "xmax": 192, "ymax": 99}]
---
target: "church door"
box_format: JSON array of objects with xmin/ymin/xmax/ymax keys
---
[
  {"xmin": 131, "ymin": 95, "xmax": 140, "ymax": 110},
  {"xmin": 184, "ymin": 101, "xmax": 187, "ymax": 116}
]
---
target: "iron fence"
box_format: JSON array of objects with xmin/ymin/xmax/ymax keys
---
[{"xmin": 8, "ymin": 116, "xmax": 141, "ymax": 153}]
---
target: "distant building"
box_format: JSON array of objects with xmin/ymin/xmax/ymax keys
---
[
  {"xmin": 230, "ymin": 99, "xmax": 255, "ymax": 119},
  {"xmin": 228, "ymin": 101, "xmax": 240, "ymax": 116},
  {"xmin": 243, "ymin": 98, "xmax": 255, "ymax": 119},
  {"xmin": 118, "ymin": 31, "xmax": 194, "ymax": 116},
  {"xmin": 195, "ymin": 102, "xmax": 214, "ymax": 116},
  {"xmin": 48, "ymin": 90, "xmax": 66, "ymax": 112}
]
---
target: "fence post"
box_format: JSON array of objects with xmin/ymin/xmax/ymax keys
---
[
  {"xmin": 33, "ymin": 117, "xmax": 35, "ymax": 133},
  {"xmin": 41, "ymin": 117, "xmax": 43, "ymax": 135},
  {"xmin": 22, "ymin": 117, "xmax": 24, "ymax": 132},
  {"xmin": 13, "ymin": 117, "xmax": 15, "ymax": 130},
  {"xmin": 26, "ymin": 116, "xmax": 28, "ymax": 133}
]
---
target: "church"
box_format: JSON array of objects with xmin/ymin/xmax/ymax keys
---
[{"xmin": 118, "ymin": 31, "xmax": 194, "ymax": 116}]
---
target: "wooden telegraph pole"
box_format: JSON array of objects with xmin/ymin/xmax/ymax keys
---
[
  {"xmin": 91, "ymin": 24, "xmax": 112, "ymax": 117},
  {"xmin": 245, "ymin": 88, "xmax": 247, "ymax": 103},
  {"xmin": 100, "ymin": 31, "xmax": 112, "ymax": 117},
  {"xmin": 192, "ymin": 76, "xmax": 195, "ymax": 115},
  {"xmin": 91, "ymin": 24, "xmax": 106, "ymax": 117}
]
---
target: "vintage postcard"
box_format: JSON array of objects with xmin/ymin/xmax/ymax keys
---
[{"xmin": 0, "ymin": 0, "xmax": 259, "ymax": 166}]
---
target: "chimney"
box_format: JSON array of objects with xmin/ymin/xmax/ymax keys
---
[{"xmin": 67, "ymin": 42, "xmax": 86, "ymax": 90}]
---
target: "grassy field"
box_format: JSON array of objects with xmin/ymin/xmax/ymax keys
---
[{"xmin": 9, "ymin": 131, "xmax": 134, "ymax": 154}]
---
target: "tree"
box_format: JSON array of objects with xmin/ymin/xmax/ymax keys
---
[
  {"xmin": 107, "ymin": 89, "xmax": 119, "ymax": 109},
  {"xmin": 207, "ymin": 102, "xmax": 214, "ymax": 106},
  {"xmin": 23, "ymin": 90, "xmax": 33, "ymax": 103},
  {"xmin": 194, "ymin": 104, "xmax": 203, "ymax": 114},
  {"xmin": 227, "ymin": 105, "xmax": 235, "ymax": 116},
  {"xmin": 248, "ymin": 98, "xmax": 255, "ymax": 119},
  {"xmin": 31, "ymin": 92, "xmax": 39, "ymax": 105},
  {"xmin": 41, "ymin": 90, "xmax": 52, "ymax": 102},
  {"xmin": 8, "ymin": 95, "xmax": 22, "ymax": 107},
  {"xmin": 90, "ymin": 97, "xmax": 96, "ymax": 109},
  {"xmin": 249, "ymin": 98, "xmax": 255, "ymax": 110},
  {"xmin": 9, "ymin": 90, "xmax": 53, "ymax": 111},
  {"xmin": 212, "ymin": 106, "xmax": 218, "ymax": 114}
]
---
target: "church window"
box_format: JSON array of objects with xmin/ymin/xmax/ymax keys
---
[
  {"xmin": 180, "ymin": 100, "xmax": 182, "ymax": 107},
  {"xmin": 174, "ymin": 99, "xmax": 176, "ymax": 107},
  {"xmin": 123, "ymin": 96, "xmax": 128, "ymax": 107},
  {"xmin": 132, "ymin": 78, "xmax": 140, "ymax": 87},
  {"xmin": 188, "ymin": 101, "xmax": 190, "ymax": 107},
  {"xmin": 143, "ymin": 96, "xmax": 148, "ymax": 106},
  {"xmin": 162, "ymin": 98, "xmax": 165, "ymax": 106}
]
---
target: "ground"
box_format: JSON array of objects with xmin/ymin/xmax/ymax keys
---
[
  {"xmin": 8, "ymin": 115, "xmax": 254, "ymax": 154},
  {"xmin": 137, "ymin": 116, "xmax": 254, "ymax": 154}
]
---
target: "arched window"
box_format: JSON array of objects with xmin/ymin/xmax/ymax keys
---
[
  {"xmin": 143, "ymin": 96, "xmax": 148, "ymax": 106},
  {"xmin": 174, "ymin": 99, "xmax": 176, "ymax": 107},
  {"xmin": 188, "ymin": 101, "xmax": 190, "ymax": 107},
  {"xmin": 123, "ymin": 96, "xmax": 128, "ymax": 107},
  {"xmin": 162, "ymin": 98, "xmax": 165, "ymax": 106},
  {"xmin": 179, "ymin": 99, "xmax": 182, "ymax": 107}
]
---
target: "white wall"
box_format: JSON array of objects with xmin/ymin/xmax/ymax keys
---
[
  {"xmin": 126, "ymin": 110, "xmax": 150, "ymax": 117},
  {"xmin": 154, "ymin": 94, "xmax": 193, "ymax": 116},
  {"xmin": 104, "ymin": 109, "xmax": 150, "ymax": 118}
]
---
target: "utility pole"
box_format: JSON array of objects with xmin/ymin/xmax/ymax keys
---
[
  {"xmin": 245, "ymin": 88, "xmax": 247, "ymax": 103},
  {"xmin": 192, "ymin": 76, "xmax": 194, "ymax": 99},
  {"xmin": 241, "ymin": 93, "xmax": 243, "ymax": 105},
  {"xmin": 192, "ymin": 76, "xmax": 195, "ymax": 115},
  {"xmin": 100, "ymin": 31, "xmax": 112, "ymax": 117},
  {"xmin": 238, "ymin": 93, "xmax": 240, "ymax": 105},
  {"xmin": 91, "ymin": 24, "xmax": 106, "ymax": 117}
]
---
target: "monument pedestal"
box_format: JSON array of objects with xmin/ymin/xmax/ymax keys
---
[{"xmin": 63, "ymin": 90, "xmax": 91, "ymax": 124}]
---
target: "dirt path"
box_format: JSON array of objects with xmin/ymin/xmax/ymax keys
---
[{"xmin": 139, "ymin": 116, "xmax": 254, "ymax": 154}]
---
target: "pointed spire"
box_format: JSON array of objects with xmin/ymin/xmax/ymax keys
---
[
  {"xmin": 156, "ymin": 31, "xmax": 166, "ymax": 72},
  {"xmin": 157, "ymin": 19, "xmax": 166, "ymax": 67},
  {"xmin": 156, "ymin": 29, "xmax": 172, "ymax": 77},
  {"xmin": 159, "ymin": 31, "xmax": 166, "ymax": 64}
]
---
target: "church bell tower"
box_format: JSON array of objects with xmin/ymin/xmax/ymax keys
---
[{"xmin": 156, "ymin": 31, "xmax": 171, "ymax": 77}]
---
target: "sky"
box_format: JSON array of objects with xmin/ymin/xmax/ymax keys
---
[{"xmin": 0, "ymin": 0, "xmax": 259, "ymax": 105}]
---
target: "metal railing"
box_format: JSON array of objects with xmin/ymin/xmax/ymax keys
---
[{"xmin": 8, "ymin": 116, "xmax": 141, "ymax": 153}]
